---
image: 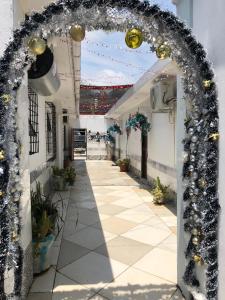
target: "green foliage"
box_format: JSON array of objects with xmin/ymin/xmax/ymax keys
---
[
  {"xmin": 116, "ymin": 158, "xmax": 130, "ymax": 167},
  {"xmin": 52, "ymin": 166, "xmax": 64, "ymax": 176},
  {"xmin": 108, "ymin": 124, "xmax": 122, "ymax": 135},
  {"xmin": 31, "ymin": 182, "xmax": 58, "ymax": 243},
  {"xmin": 64, "ymin": 167, "xmax": 76, "ymax": 185},
  {"xmin": 152, "ymin": 177, "xmax": 169, "ymax": 204},
  {"xmin": 126, "ymin": 112, "xmax": 151, "ymax": 135}
]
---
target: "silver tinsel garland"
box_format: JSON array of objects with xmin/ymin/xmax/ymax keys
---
[{"xmin": 0, "ymin": 0, "xmax": 219, "ymax": 299}]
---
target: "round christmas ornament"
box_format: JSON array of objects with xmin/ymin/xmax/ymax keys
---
[
  {"xmin": 0, "ymin": 150, "xmax": 5, "ymax": 160},
  {"xmin": 28, "ymin": 37, "xmax": 46, "ymax": 55},
  {"xmin": 203, "ymin": 79, "xmax": 213, "ymax": 89},
  {"xmin": 125, "ymin": 28, "xmax": 143, "ymax": 49},
  {"xmin": 156, "ymin": 43, "xmax": 171, "ymax": 59},
  {"xmin": 1, "ymin": 94, "xmax": 11, "ymax": 104},
  {"xmin": 70, "ymin": 25, "xmax": 85, "ymax": 42},
  {"xmin": 193, "ymin": 255, "xmax": 204, "ymax": 265},
  {"xmin": 209, "ymin": 133, "xmax": 219, "ymax": 141},
  {"xmin": 192, "ymin": 236, "xmax": 200, "ymax": 246}
]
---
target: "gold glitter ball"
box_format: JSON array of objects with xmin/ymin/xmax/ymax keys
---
[
  {"xmin": 198, "ymin": 178, "xmax": 206, "ymax": 188},
  {"xmin": 28, "ymin": 37, "xmax": 46, "ymax": 55},
  {"xmin": 0, "ymin": 150, "xmax": 5, "ymax": 160},
  {"xmin": 1, "ymin": 94, "xmax": 11, "ymax": 104},
  {"xmin": 156, "ymin": 43, "xmax": 172, "ymax": 60},
  {"xmin": 209, "ymin": 133, "xmax": 219, "ymax": 141},
  {"xmin": 203, "ymin": 80, "xmax": 213, "ymax": 88},
  {"xmin": 12, "ymin": 231, "xmax": 19, "ymax": 242},
  {"xmin": 125, "ymin": 28, "xmax": 143, "ymax": 49},
  {"xmin": 193, "ymin": 255, "xmax": 204, "ymax": 265},
  {"xmin": 70, "ymin": 25, "xmax": 85, "ymax": 42},
  {"xmin": 192, "ymin": 236, "xmax": 200, "ymax": 246},
  {"xmin": 0, "ymin": 191, "xmax": 4, "ymax": 197}
]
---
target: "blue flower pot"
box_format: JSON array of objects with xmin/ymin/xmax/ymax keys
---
[{"xmin": 33, "ymin": 234, "xmax": 55, "ymax": 274}]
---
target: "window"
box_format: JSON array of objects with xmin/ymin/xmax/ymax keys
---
[
  {"xmin": 45, "ymin": 102, "xmax": 56, "ymax": 161},
  {"xmin": 28, "ymin": 87, "xmax": 39, "ymax": 155}
]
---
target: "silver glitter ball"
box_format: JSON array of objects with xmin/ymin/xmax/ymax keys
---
[
  {"xmin": 191, "ymin": 228, "xmax": 200, "ymax": 236},
  {"xmin": 189, "ymin": 165, "xmax": 194, "ymax": 172},
  {"xmin": 190, "ymin": 143, "xmax": 196, "ymax": 151},
  {"xmin": 193, "ymin": 214, "xmax": 199, "ymax": 222},
  {"xmin": 192, "ymin": 236, "xmax": 200, "ymax": 245},
  {"xmin": 194, "ymin": 188, "xmax": 199, "ymax": 195},
  {"xmin": 188, "ymin": 128, "xmax": 194, "ymax": 136},
  {"xmin": 192, "ymin": 172, "xmax": 198, "ymax": 180},
  {"xmin": 190, "ymin": 155, "xmax": 195, "ymax": 162}
]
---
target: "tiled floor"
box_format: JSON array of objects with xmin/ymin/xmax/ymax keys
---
[{"xmin": 27, "ymin": 160, "xmax": 184, "ymax": 300}]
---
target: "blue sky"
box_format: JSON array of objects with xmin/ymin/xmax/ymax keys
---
[{"xmin": 81, "ymin": 0, "xmax": 176, "ymax": 86}]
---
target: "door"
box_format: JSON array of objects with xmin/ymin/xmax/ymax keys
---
[
  {"xmin": 71, "ymin": 128, "xmax": 87, "ymax": 159},
  {"xmin": 141, "ymin": 132, "xmax": 148, "ymax": 179}
]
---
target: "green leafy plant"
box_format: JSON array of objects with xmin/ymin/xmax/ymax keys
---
[
  {"xmin": 52, "ymin": 166, "xmax": 64, "ymax": 176},
  {"xmin": 151, "ymin": 177, "xmax": 169, "ymax": 204},
  {"xmin": 31, "ymin": 183, "xmax": 58, "ymax": 244},
  {"xmin": 64, "ymin": 167, "xmax": 76, "ymax": 185},
  {"xmin": 116, "ymin": 158, "xmax": 130, "ymax": 167}
]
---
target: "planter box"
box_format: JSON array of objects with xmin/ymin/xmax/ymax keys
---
[{"xmin": 33, "ymin": 234, "xmax": 55, "ymax": 274}]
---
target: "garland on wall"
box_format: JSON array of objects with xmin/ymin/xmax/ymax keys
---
[
  {"xmin": 126, "ymin": 112, "xmax": 151, "ymax": 136},
  {"xmin": 0, "ymin": 0, "xmax": 219, "ymax": 299}
]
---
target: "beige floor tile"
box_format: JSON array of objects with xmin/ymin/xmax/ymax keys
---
[
  {"xmin": 158, "ymin": 234, "xmax": 177, "ymax": 253},
  {"xmin": 112, "ymin": 197, "xmax": 143, "ymax": 208},
  {"xmin": 116, "ymin": 207, "xmax": 154, "ymax": 224},
  {"xmin": 59, "ymin": 252, "xmax": 128, "ymax": 292},
  {"xmin": 133, "ymin": 247, "xmax": 177, "ymax": 283},
  {"xmin": 99, "ymin": 267, "xmax": 176, "ymax": 300},
  {"xmin": 122, "ymin": 224, "xmax": 171, "ymax": 246},
  {"xmin": 53, "ymin": 272, "xmax": 95, "ymax": 300},
  {"xmin": 94, "ymin": 236, "xmax": 153, "ymax": 265},
  {"xmin": 97, "ymin": 204, "xmax": 126, "ymax": 215},
  {"xmin": 27, "ymin": 293, "xmax": 52, "ymax": 300},
  {"xmin": 30, "ymin": 267, "xmax": 56, "ymax": 293},
  {"xmin": 161, "ymin": 216, "xmax": 177, "ymax": 227},
  {"xmin": 57, "ymin": 239, "xmax": 90, "ymax": 269},
  {"xmin": 93, "ymin": 217, "xmax": 137, "ymax": 234},
  {"xmin": 65, "ymin": 226, "xmax": 116, "ymax": 250}
]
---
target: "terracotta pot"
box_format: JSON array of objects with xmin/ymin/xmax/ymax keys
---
[{"xmin": 120, "ymin": 164, "xmax": 128, "ymax": 172}]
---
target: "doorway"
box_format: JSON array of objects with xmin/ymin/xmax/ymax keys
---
[{"xmin": 141, "ymin": 132, "xmax": 148, "ymax": 179}]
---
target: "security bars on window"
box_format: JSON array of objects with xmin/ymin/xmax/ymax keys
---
[{"xmin": 28, "ymin": 87, "xmax": 39, "ymax": 155}]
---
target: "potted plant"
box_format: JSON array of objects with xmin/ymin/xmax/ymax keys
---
[
  {"xmin": 64, "ymin": 167, "xmax": 76, "ymax": 186},
  {"xmin": 52, "ymin": 166, "xmax": 66, "ymax": 191},
  {"xmin": 151, "ymin": 177, "xmax": 169, "ymax": 205},
  {"xmin": 31, "ymin": 182, "xmax": 59, "ymax": 274},
  {"xmin": 116, "ymin": 158, "xmax": 130, "ymax": 172}
]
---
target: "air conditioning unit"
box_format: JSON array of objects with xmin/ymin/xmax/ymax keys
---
[{"xmin": 150, "ymin": 76, "xmax": 177, "ymax": 112}]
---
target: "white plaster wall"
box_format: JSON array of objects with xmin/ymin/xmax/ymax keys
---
[
  {"xmin": 190, "ymin": 1, "xmax": 225, "ymax": 298},
  {"xmin": 117, "ymin": 99, "xmax": 176, "ymax": 189},
  {"xmin": 76, "ymin": 115, "xmax": 108, "ymax": 133}
]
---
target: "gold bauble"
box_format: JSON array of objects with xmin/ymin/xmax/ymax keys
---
[
  {"xmin": 125, "ymin": 28, "xmax": 143, "ymax": 49},
  {"xmin": 209, "ymin": 133, "xmax": 219, "ymax": 141},
  {"xmin": 193, "ymin": 255, "xmax": 204, "ymax": 265},
  {"xmin": 156, "ymin": 43, "xmax": 172, "ymax": 60},
  {"xmin": 198, "ymin": 178, "xmax": 206, "ymax": 188},
  {"xmin": 70, "ymin": 25, "xmax": 85, "ymax": 42},
  {"xmin": 0, "ymin": 191, "xmax": 4, "ymax": 197},
  {"xmin": 28, "ymin": 37, "xmax": 46, "ymax": 55},
  {"xmin": 192, "ymin": 236, "xmax": 200, "ymax": 246},
  {"xmin": 191, "ymin": 228, "xmax": 200, "ymax": 236},
  {"xmin": 0, "ymin": 150, "xmax": 5, "ymax": 160},
  {"xmin": 12, "ymin": 231, "xmax": 19, "ymax": 242},
  {"xmin": 203, "ymin": 79, "xmax": 212, "ymax": 89},
  {"xmin": 1, "ymin": 94, "xmax": 11, "ymax": 104}
]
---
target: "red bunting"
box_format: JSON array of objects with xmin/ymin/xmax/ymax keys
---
[{"xmin": 80, "ymin": 84, "xmax": 133, "ymax": 90}]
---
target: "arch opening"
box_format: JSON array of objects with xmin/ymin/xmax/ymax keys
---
[{"xmin": 0, "ymin": 1, "xmax": 219, "ymax": 299}]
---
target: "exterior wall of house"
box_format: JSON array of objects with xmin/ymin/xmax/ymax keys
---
[
  {"xmin": 75, "ymin": 115, "xmax": 108, "ymax": 133},
  {"xmin": 115, "ymin": 97, "xmax": 177, "ymax": 190}
]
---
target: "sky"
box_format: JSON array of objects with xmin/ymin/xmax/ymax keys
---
[{"xmin": 81, "ymin": 0, "xmax": 176, "ymax": 86}]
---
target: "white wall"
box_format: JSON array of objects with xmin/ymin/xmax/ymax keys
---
[
  {"xmin": 75, "ymin": 115, "xmax": 108, "ymax": 133},
  {"xmin": 117, "ymin": 98, "xmax": 176, "ymax": 189},
  {"xmin": 191, "ymin": 1, "xmax": 225, "ymax": 299}
]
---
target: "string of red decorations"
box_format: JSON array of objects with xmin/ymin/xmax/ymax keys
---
[{"xmin": 80, "ymin": 84, "xmax": 133, "ymax": 90}]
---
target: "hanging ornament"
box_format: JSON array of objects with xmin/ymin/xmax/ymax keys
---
[
  {"xmin": 192, "ymin": 236, "xmax": 200, "ymax": 246},
  {"xmin": 198, "ymin": 178, "xmax": 206, "ymax": 188},
  {"xmin": 70, "ymin": 25, "xmax": 85, "ymax": 42},
  {"xmin": 0, "ymin": 150, "xmax": 5, "ymax": 160},
  {"xmin": 28, "ymin": 37, "xmax": 46, "ymax": 55},
  {"xmin": 203, "ymin": 79, "xmax": 213, "ymax": 89},
  {"xmin": 0, "ymin": 191, "xmax": 4, "ymax": 197},
  {"xmin": 125, "ymin": 28, "xmax": 143, "ymax": 49},
  {"xmin": 191, "ymin": 228, "xmax": 200, "ymax": 236},
  {"xmin": 156, "ymin": 43, "xmax": 172, "ymax": 59},
  {"xmin": 209, "ymin": 133, "xmax": 219, "ymax": 141},
  {"xmin": 1, "ymin": 94, "xmax": 11, "ymax": 104},
  {"xmin": 193, "ymin": 254, "xmax": 204, "ymax": 265},
  {"xmin": 11, "ymin": 231, "xmax": 19, "ymax": 242}
]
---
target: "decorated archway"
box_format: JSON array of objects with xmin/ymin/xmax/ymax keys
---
[{"xmin": 0, "ymin": 0, "xmax": 219, "ymax": 299}]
